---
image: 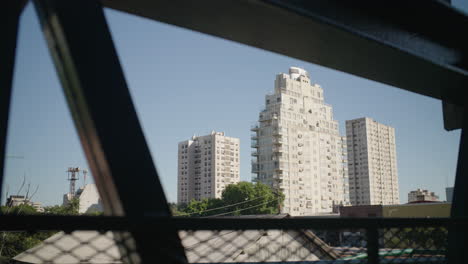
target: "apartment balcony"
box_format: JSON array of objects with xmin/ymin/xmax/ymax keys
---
[
  {"xmin": 272, "ymin": 146, "xmax": 282, "ymax": 153},
  {"xmin": 251, "ymin": 151, "xmax": 259, "ymax": 156},
  {"xmin": 251, "ymin": 142, "xmax": 259, "ymax": 148},
  {"xmin": 273, "ymin": 138, "xmax": 283, "ymax": 145},
  {"xmin": 251, "ymin": 162, "xmax": 260, "ymax": 173},
  {"xmin": 250, "ymin": 124, "xmax": 260, "ymax": 131},
  {"xmin": 272, "ymin": 155, "xmax": 284, "ymax": 161},
  {"xmin": 251, "ymin": 134, "xmax": 258, "ymax": 140},
  {"xmin": 259, "ymin": 114, "xmax": 272, "ymax": 122}
]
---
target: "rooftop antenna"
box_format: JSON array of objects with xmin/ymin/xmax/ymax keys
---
[
  {"xmin": 83, "ymin": 169, "xmax": 88, "ymax": 186},
  {"xmin": 67, "ymin": 167, "xmax": 80, "ymax": 198}
]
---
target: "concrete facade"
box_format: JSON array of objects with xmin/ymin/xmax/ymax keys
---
[
  {"xmin": 408, "ymin": 188, "xmax": 439, "ymax": 203},
  {"xmin": 346, "ymin": 117, "xmax": 399, "ymax": 205},
  {"xmin": 63, "ymin": 184, "xmax": 103, "ymax": 214},
  {"xmin": 178, "ymin": 131, "xmax": 240, "ymax": 204},
  {"xmin": 252, "ymin": 67, "xmax": 348, "ymax": 216}
]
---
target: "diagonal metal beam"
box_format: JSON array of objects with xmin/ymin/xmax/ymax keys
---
[
  {"xmin": 33, "ymin": 0, "xmax": 186, "ymax": 262},
  {"xmin": 0, "ymin": 0, "xmax": 27, "ymax": 206},
  {"xmin": 101, "ymin": 0, "xmax": 468, "ymax": 107},
  {"xmin": 449, "ymin": 106, "xmax": 468, "ymax": 263}
]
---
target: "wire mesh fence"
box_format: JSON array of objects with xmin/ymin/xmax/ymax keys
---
[
  {"xmin": 1, "ymin": 231, "xmax": 138, "ymax": 264},
  {"xmin": 0, "ymin": 222, "xmax": 450, "ymax": 264}
]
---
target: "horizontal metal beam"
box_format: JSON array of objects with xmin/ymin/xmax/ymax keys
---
[
  {"xmin": 101, "ymin": 0, "xmax": 468, "ymax": 106},
  {"xmin": 0, "ymin": 215, "xmax": 465, "ymax": 231}
]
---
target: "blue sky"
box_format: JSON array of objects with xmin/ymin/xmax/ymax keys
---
[{"xmin": 3, "ymin": 3, "xmax": 467, "ymax": 206}]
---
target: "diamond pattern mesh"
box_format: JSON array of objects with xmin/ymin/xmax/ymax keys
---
[{"xmin": 0, "ymin": 225, "xmax": 449, "ymax": 263}]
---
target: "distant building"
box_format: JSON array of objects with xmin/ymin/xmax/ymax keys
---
[
  {"xmin": 252, "ymin": 67, "xmax": 348, "ymax": 216},
  {"xmin": 63, "ymin": 184, "xmax": 103, "ymax": 214},
  {"xmin": 30, "ymin": 202, "xmax": 45, "ymax": 213},
  {"xmin": 5, "ymin": 195, "xmax": 44, "ymax": 212},
  {"xmin": 408, "ymin": 189, "xmax": 439, "ymax": 203},
  {"xmin": 446, "ymin": 187, "xmax": 454, "ymax": 202},
  {"xmin": 178, "ymin": 131, "xmax": 240, "ymax": 204},
  {"xmin": 346, "ymin": 117, "xmax": 399, "ymax": 206},
  {"xmin": 6, "ymin": 195, "xmax": 27, "ymax": 207}
]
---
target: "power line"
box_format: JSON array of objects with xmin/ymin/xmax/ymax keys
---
[
  {"xmin": 176, "ymin": 195, "xmax": 271, "ymax": 216},
  {"xmin": 5, "ymin": 155, "xmax": 24, "ymax": 159},
  {"xmin": 202, "ymin": 198, "xmax": 278, "ymax": 218}
]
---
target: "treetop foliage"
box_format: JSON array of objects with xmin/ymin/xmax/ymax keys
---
[{"xmin": 173, "ymin": 182, "xmax": 284, "ymax": 217}]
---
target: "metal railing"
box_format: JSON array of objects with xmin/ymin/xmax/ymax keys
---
[{"xmin": 1, "ymin": 215, "xmax": 465, "ymax": 264}]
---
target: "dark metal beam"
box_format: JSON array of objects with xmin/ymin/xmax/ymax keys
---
[
  {"xmin": 0, "ymin": 1, "xmax": 27, "ymax": 206},
  {"xmin": 101, "ymin": 0, "xmax": 468, "ymax": 107},
  {"xmin": 449, "ymin": 107, "xmax": 468, "ymax": 263},
  {"xmin": 443, "ymin": 101, "xmax": 464, "ymax": 131},
  {"xmin": 0, "ymin": 215, "xmax": 466, "ymax": 231},
  {"xmin": 366, "ymin": 227, "xmax": 379, "ymax": 264},
  {"xmin": 33, "ymin": 0, "xmax": 186, "ymax": 263}
]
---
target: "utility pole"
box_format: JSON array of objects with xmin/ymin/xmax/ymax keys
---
[{"xmin": 273, "ymin": 178, "xmax": 282, "ymax": 215}]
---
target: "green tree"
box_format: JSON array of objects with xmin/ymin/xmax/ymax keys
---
[
  {"xmin": 168, "ymin": 202, "xmax": 186, "ymax": 216},
  {"xmin": 0, "ymin": 204, "xmax": 38, "ymax": 216},
  {"xmin": 178, "ymin": 182, "xmax": 284, "ymax": 217},
  {"xmin": 44, "ymin": 197, "xmax": 79, "ymax": 215},
  {"xmin": 0, "ymin": 205, "xmax": 54, "ymax": 261},
  {"xmin": 180, "ymin": 198, "xmax": 223, "ymax": 217},
  {"xmin": 221, "ymin": 182, "xmax": 284, "ymax": 215}
]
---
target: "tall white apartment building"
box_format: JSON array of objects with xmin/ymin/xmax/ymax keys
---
[
  {"xmin": 346, "ymin": 117, "xmax": 399, "ymax": 205},
  {"xmin": 251, "ymin": 67, "xmax": 348, "ymax": 216},
  {"xmin": 178, "ymin": 131, "xmax": 240, "ymax": 204}
]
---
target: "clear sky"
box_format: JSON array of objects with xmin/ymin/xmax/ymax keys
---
[{"xmin": 3, "ymin": 2, "xmax": 467, "ymax": 206}]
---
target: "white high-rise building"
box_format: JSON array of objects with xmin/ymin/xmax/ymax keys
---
[
  {"xmin": 178, "ymin": 131, "xmax": 240, "ymax": 204},
  {"xmin": 346, "ymin": 117, "xmax": 399, "ymax": 205},
  {"xmin": 251, "ymin": 67, "xmax": 348, "ymax": 216}
]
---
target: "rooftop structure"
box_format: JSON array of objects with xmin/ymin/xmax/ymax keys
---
[{"xmin": 408, "ymin": 189, "xmax": 439, "ymax": 203}]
